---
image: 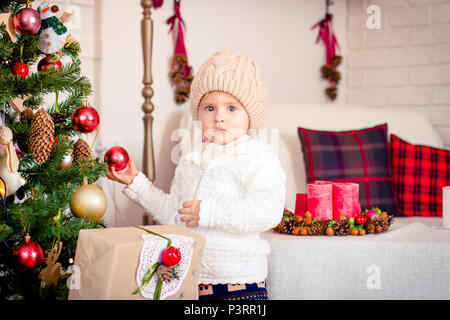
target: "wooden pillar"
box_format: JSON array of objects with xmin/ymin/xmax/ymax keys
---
[{"xmin": 140, "ymin": 0, "xmax": 155, "ymax": 225}]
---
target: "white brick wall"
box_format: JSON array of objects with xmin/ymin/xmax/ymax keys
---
[{"xmin": 346, "ymin": 0, "xmax": 450, "ymax": 148}]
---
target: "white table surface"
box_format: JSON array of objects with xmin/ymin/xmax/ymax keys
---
[{"xmin": 261, "ymin": 217, "xmax": 450, "ymax": 300}]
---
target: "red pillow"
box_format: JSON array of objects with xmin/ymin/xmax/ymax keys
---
[{"xmin": 390, "ymin": 134, "xmax": 450, "ymax": 217}]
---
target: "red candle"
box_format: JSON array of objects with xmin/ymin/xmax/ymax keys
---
[
  {"xmin": 332, "ymin": 182, "xmax": 359, "ymax": 220},
  {"xmin": 294, "ymin": 193, "xmax": 308, "ymax": 217},
  {"xmin": 307, "ymin": 183, "xmax": 333, "ymax": 220}
]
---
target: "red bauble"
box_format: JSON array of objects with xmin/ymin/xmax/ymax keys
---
[
  {"xmin": 38, "ymin": 56, "xmax": 62, "ymax": 72},
  {"xmin": 13, "ymin": 7, "xmax": 41, "ymax": 35},
  {"xmin": 355, "ymin": 213, "xmax": 367, "ymax": 225},
  {"xmin": 72, "ymin": 105, "xmax": 100, "ymax": 133},
  {"xmin": 160, "ymin": 246, "xmax": 181, "ymax": 266},
  {"xmin": 104, "ymin": 146, "xmax": 130, "ymax": 171},
  {"xmin": 12, "ymin": 62, "xmax": 29, "ymax": 78},
  {"xmin": 12, "ymin": 234, "xmax": 44, "ymax": 269}
]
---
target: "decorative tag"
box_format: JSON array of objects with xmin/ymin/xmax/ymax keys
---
[{"xmin": 136, "ymin": 233, "xmax": 194, "ymax": 300}]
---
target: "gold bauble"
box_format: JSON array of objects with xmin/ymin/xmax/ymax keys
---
[
  {"xmin": 69, "ymin": 181, "xmax": 107, "ymax": 221},
  {"xmin": 59, "ymin": 149, "xmax": 73, "ymax": 169}
]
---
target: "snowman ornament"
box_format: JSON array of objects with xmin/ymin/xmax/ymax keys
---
[{"xmin": 37, "ymin": 1, "xmax": 68, "ymax": 54}]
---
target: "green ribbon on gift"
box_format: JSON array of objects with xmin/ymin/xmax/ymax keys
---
[{"xmin": 132, "ymin": 226, "xmax": 172, "ymax": 300}]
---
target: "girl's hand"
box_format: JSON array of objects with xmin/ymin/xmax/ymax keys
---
[
  {"xmin": 178, "ymin": 200, "xmax": 201, "ymax": 228},
  {"xmin": 106, "ymin": 157, "xmax": 138, "ymax": 185}
]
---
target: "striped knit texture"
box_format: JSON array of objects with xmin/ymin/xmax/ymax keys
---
[{"xmin": 189, "ymin": 48, "xmax": 269, "ymax": 131}]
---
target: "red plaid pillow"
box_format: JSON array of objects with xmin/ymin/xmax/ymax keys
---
[
  {"xmin": 390, "ymin": 134, "xmax": 450, "ymax": 217},
  {"xmin": 298, "ymin": 124, "xmax": 398, "ymax": 215}
]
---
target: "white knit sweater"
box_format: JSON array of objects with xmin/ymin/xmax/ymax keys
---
[{"xmin": 123, "ymin": 135, "xmax": 286, "ymax": 285}]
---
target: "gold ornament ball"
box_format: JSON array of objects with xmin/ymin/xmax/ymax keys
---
[
  {"xmin": 59, "ymin": 149, "xmax": 73, "ymax": 169},
  {"xmin": 70, "ymin": 183, "xmax": 107, "ymax": 221}
]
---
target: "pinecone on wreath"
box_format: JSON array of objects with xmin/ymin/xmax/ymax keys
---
[
  {"xmin": 281, "ymin": 220, "xmax": 296, "ymax": 234},
  {"xmin": 333, "ymin": 219, "xmax": 351, "ymax": 236},
  {"xmin": 374, "ymin": 215, "xmax": 390, "ymax": 232},
  {"xmin": 364, "ymin": 219, "xmax": 376, "ymax": 234},
  {"xmin": 310, "ymin": 220, "xmax": 329, "ymax": 236}
]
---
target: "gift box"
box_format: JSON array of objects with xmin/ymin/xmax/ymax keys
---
[{"xmin": 68, "ymin": 225, "xmax": 205, "ymax": 300}]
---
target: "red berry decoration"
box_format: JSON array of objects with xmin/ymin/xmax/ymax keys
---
[
  {"xmin": 12, "ymin": 234, "xmax": 44, "ymax": 269},
  {"xmin": 104, "ymin": 146, "xmax": 130, "ymax": 171},
  {"xmin": 72, "ymin": 103, "xmax": 100, "ymax": 133},
  {"xmin": 13, "ymin": 7, "xmax": 41, "ymax": 35},
  {"xmin": 355, "ymin": 213, "xmax": 367, "ymax": 225},
  {"xmin": 365, "ymin": 209, "xmax": 378, "ymax": 219},
  {"xmin": 12, "ymin": 62, "xmax": 29, "ymax": 78},
  {"xmin": 38, "ymin": 56, "xmax": 62, "ymax": 72},
  {"xmin": 160, "ymin": 246, "xmax": 181, "ymax": 266}
]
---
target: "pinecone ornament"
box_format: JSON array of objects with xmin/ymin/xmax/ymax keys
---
[
  {"xmin": 72, "ymin": 138, "xmax": 92, "ymax": 164},
  {"xmin": 364, "ymin": 219, "xmax": 376, "ymax": 234},
  {"xmin": 326, "ymin": 87, "xmax": 337, "ymax": 100},
  {"xmin": 20, "ymin": 108, "xmax": 34, "ymax": 124},
  {"xmin": 333, "ymin": 219, "xmax": 351, "ymax": 236},
  {"xmin": 51, "ymin": 112, "xmax": 66, "ymax": 124},
  {"xmin": 169, "ymin": 54, "xmax": 194, "ymax": 105},
  {"xmin": 310, "ymin": 220, "xmax": 329, "ymax": 236},
  {"xmin": 28, "ymin": 109, "xmax": 55, "ymax": 164},
  {"xmin": 156, "ymin": 265, "xmax": 173, "ymax": 284}
]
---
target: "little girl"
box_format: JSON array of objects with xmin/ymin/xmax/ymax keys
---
[{"xmin": 107, "ymin": 48, "xmax": 286, "ymax": 300}]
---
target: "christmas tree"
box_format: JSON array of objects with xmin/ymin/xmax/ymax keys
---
[{"xmin": 0, "ymin": 0, "xmax": 107, "ymax": 300}]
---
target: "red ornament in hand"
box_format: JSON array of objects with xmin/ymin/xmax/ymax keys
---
[
  {"xmin": 38, "ymin": 56, "xmax": 62, "ymax": 72},
  {"xmin": 12, "ymin": 234, "xmax": 44, "ymax": 269},
  {"xmin": 12, "ymin": 62, "xmax": 29, "ymax": 78},
  {"xmin": 161, "ymin": 246, "xmax": 181, "ymax": 266},
  {"xmin": 104, "ymin": 146, "xmax": 130, "ymax": 171},
  {"xmin": 72, "ymin": 104, "xmax": 100, "ymax": 133},
  {"xmin": 13, "ymin": 7, "xmax": 41, "ymax": 35}
]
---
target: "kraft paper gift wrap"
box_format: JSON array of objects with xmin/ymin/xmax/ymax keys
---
[{"xmin": 68, "ymin": 225, "xmax": 205, "ymax": 300}]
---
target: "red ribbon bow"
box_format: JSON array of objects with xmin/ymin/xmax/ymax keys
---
[
  {"xmin": 311, "ymin": 13, "xmax": 340, "ymax": 66},
  {"xmin": 166, "ymin": 0, "xmax": 190, "ymax": 76}
]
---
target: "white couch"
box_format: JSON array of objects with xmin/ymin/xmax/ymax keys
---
[
  {"xmin": 180, "ymin": 104, "xmax": 450, "ymax": 300},
  {"xmin": 258, "ymin": 104, "xmax": 448, "ymax": 300}
]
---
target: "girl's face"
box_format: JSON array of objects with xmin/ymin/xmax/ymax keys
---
[{"xmin": 198, "ymin": 91, "xmax": 250, "ymax": 145}]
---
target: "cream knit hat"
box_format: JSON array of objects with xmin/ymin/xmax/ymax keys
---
[{"xmin": 189, "ymin": 48, "xmax": 269, "ymax": 131}]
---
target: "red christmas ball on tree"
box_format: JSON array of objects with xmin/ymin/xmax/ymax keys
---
[
  {"xmin": 12, "ymin": 234, "xmax": 44, "ymax": 269},
  {"xmin": 160, "ymin": 246, "xmax": 181, "ymax": 267},
  {"xmin": 12, "ymin": 62, "xmax": 29, "ymax": 78},
  {"xmin": 104, "ymin": 146, "xmax": 130, "ymax": 171},
  {"xmin": 13, "ymin": 7, "xmax": 41, "ymax": 35},
  {"xmin": 72, "ymin": 103, "xmax": 100, "ymax": 133},
  {"xmin": 38, "ymin": 56, "xmax": 62, "ymax": 72}
]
